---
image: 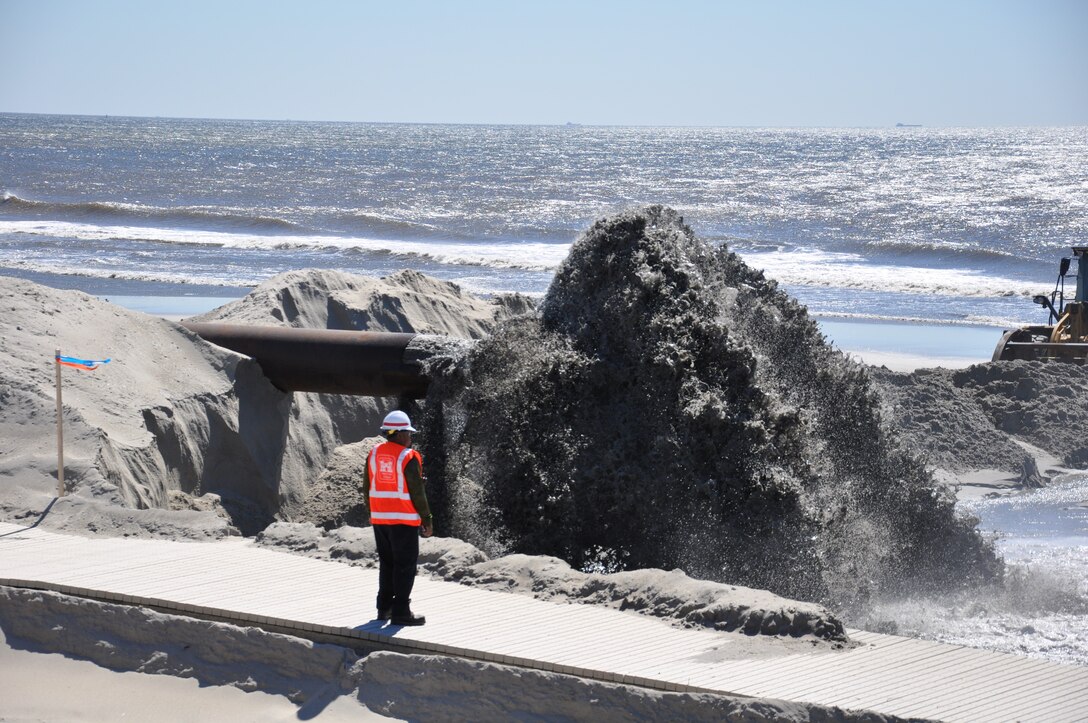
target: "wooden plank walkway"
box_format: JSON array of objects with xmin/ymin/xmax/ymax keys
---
[{"xmin": 2, "ymin": 521, "xmax": 1086, "ymax": 721}]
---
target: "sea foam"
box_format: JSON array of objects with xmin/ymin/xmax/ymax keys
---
[
  {"xmin": 0, "ymin": 218, "xmax": 1053, "ymax": 300},
  {"xmin": 0, "ymin": 220, "xmax": 569, "ymax": 272}
]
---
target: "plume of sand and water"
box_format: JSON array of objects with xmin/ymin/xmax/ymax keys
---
[{"xmin": 414, "ymin": 206, "xmax": 1002, "ymax": 609}]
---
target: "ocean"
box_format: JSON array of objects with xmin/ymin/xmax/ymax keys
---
[
  {"xmin": 2, "ymin": 114, "xmax": 1087, "ymax": 329},
  {"xmin": 2, "ymin": 113, "xmax": 1086, "ymax": 666}
]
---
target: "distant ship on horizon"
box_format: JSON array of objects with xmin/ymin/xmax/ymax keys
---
[{"xmin": 896, "ymin": 122, "xmax": 922, "ymax": 127}]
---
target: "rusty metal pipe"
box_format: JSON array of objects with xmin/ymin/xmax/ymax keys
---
[{"xmin": 181, "ymin": 322, "xmax": 430, "ymax": 397}]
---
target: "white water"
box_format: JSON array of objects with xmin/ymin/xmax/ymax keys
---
[
  {"xmin": 0, "ymin": 218, "xmax": 1055, "ymax": 299},
  {"xmin": 863, "ymin": 474, "xmax": 1088, "ymax": 667}
]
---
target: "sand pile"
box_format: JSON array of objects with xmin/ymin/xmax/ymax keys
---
[
  {"xmin": 418, "ymin": 206, "xmax": 1001, "ymax": 608},
  {"xmin": 0, "ymin": 277, "xmax": 281, "ymax": 537},
  {"xmin": 191, "ymin": 267, "xmax": 532, "ymax": 337},
  {"xmin": 191, "ymin": 268, "xmax": 532, "ymax": 527},
  {"xmin": 0, "ymin": 271, "xmax": 528, "ymax": 536},
  {"xmin": 871, "ymin": 361, "xmax": 1088, "ymax": 474},
  {"xmin": 256, "ymin": 521, "xmax": 846, "ymax": 640}
]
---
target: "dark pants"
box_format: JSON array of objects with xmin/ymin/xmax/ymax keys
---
[{"xmin": 372, "ymin": 523, "xmax": 419, "ymax": 616}]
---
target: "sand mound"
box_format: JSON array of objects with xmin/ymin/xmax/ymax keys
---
[
  {"xmin": 0, "ymin": 277, "xmax": 278, "ymax": 538},
  {"xmin": 952, "ymin": 362, "xmax": 1088, "ymax": 468},
  {"xmin": 255, "ymin": 521, "xmax": 846, "ymax": 640},
  {"xmin": 0, "ymin": 270, "xmax": 527, "ymax": 537},
  {"xmin": 417, "ymin": 206, "xmax": 1001, "ymax": 608},
  {"xmin": 869, "ymin": 366, "xmax": 1029, "ymax": 474},
  {"xmin": 871, "ymin": 362, "xmax": 1088, "ymax": 473},
  {"xmin": 191, "ymin": 268, "xmax": 533, "ymax": 338},
  {"xmin": 293, "ymin": 437, "xmax": 381, "ymax": 529}
]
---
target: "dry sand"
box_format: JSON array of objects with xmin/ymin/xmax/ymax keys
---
[
  {"xmin": 190, "ymin": 267, "xmax": 532, "ymax": 338},
  {"xmin": 0, "ymin": 277, "xmax": 247, "ymax": 538},
  {"xmin": 1, "ymin": 259, "xmax": 1084, "ymax": 721},
  {"xmin": 0, "ymin": 625, "xmax": 386, "ymax": 722},
  {"xmin": 0, "ymin": 270, "xmax": 529, "ymax": 538}
]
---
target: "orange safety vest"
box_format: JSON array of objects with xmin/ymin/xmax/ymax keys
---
[{"xmin": 367, "ymin": 441, "xmax": 423, "ymax": 526}]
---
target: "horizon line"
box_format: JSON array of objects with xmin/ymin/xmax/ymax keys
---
[{"xmin": 2, "ymin": 110, "xmax": 1086, "ymax": 131}]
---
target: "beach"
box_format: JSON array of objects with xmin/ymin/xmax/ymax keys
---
[
  {"xmin": 2, "ymin": 116, "xmax": 1087, "ymax": 719},
  {"xmin": 0, "ymin": 263, "xmax": 864, "ymax": 719},
  {"xmin": 0, "ymin": 626, "xmax": 384, "ymax": 723},
  {"xmin": 2, "ymin": 213, "xmax": 1087, "ymax": 719}
]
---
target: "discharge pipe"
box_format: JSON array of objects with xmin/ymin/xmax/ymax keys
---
[{"xmin": 181, "ymin": 322, "xmax": 430, "ymax": 398}]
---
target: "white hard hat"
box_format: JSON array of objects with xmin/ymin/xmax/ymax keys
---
[{"xmin": 381, "ymin": 410, "xmax": 417, "ymax": 433}]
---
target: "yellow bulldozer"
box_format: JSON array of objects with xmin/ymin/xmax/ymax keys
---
[{"xmin": 993, "ymin": 247, "xmax": 1088, "ymax": 363}]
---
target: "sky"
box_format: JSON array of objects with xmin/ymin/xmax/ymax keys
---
[{"xmin": 1, "ymin": 0, "xmax": 1086, "ymax": 127}]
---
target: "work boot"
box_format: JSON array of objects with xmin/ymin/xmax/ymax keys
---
[
  {"xmin": 377, "ymin": 607, "xmax": 392, "ymax": 621},
  {"xmin": 391, "ymin": 611, "xmax": 426, "ymax": 626}
]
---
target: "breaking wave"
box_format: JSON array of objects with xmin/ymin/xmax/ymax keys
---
[
  {"xmin": 0, "ymin": 219, "xmax": 571, "ymax": 272},
  {"xmin": 0, "ymin": 258, "xmax": 247, "ymax": 287},
  {"xmin": 331, "ymin": 211, "xmax": 453, "ymax": 238},
  {"xmin": 0, "ymin": 193, "xmax": 301, "ymax": 233},
  {"xmin": 0, "ymin": 214, "xmax": 1051, "ymax": 300},
  {"xmin": 728, "ymin": 247, "xmax": 1049, "ymax": 299}
]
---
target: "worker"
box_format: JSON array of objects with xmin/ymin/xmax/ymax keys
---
[{"xmin": 363, "ymin": 410, "xmax": 433, "ymax": 626}]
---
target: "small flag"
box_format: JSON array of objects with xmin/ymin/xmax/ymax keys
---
[{"xmin": 56, "ymin": 354, "xmax": 111, "ymax": 371}]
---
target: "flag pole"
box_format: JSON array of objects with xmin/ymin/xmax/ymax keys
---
[{"xmin": 55, "ymin": 348, "xmax": 65, "ymax": 497}]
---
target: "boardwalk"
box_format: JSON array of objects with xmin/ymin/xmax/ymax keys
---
[{"xmin": 2, "ymin": 521, "xmax": 1086, "ymax": 721}]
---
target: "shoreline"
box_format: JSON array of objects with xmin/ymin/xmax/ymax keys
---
[
  {"xmin": 817, "ymin": 317, "xmax": 1000, "ymax": 371},
  {"xmin": 96, "ymin": 292, "xmax": 1008, "ymax": 371},
  {"xmin": 0, "ymin": 269, "xmax": 1016, "ymax": 372}
]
